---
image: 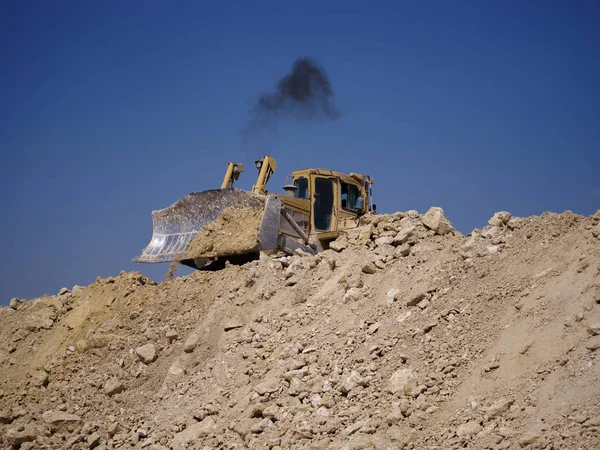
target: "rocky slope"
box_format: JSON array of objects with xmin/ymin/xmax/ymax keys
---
[{"xmin": 1, "ymin": 207, "xmax": 599, "ymax": 450}]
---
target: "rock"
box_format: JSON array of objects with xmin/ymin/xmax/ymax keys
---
[
  {"xmin": 107, "ymin": 422, "xmax": 119, "ymax": 437},
  {"xmin": 285, "ymin": 276, "xmax": 299, "ymax": 286},
  {"xmin": 129, "ymin": 430, "xmax": 140, "ymax": 444},
  {"xmin": 586, "ymin": 336, "xmax": 600, "ymax": 351},
  {"xmin": 374, "ymin": 259, "xmax": 386, "ymax": 270},
  {"xmin": 583, "ymin": 416, "xmax": 600, "ymax": 427},
  {"xmin": 59, "ymin": 287, "xmax": 70, "ymax": 295},
  {"xmin": 329, "ymin": 239, "xmax": 347, "ymax": 252},
  {"xmin": 283, "ymin": 367, "xmax": 309, "ymax": 380},
  {"xmin": 362, "ymin": 263, "xmax": 377, "ymax": 274},
  {"xmin": 5, "ymin": 425, "xmax": 38, "ymax": 446},
  {"xmin": 507, "ymin": 217, "xmax": 522, "ymax": 230},
  {"xmin": 343, "ymin": 287, "xmax": 362, "ymax": 303},
  {"xmin": 518, "ymin": 432, "xmax": 541, "ymax": 447},
  {"xmin": 251, "ymin": 418, "xmax": 273, "ymax": 434},
  {"xmin": 340, "ymin": 420, "xmax": 367, "ymax": 438},
  {"xmin": 340, "ymin": 371, "xmax": 366, "ymax": 393},
  {"xmin": 288, "ymin": 377, "xmax": 304, "ymax": 396},
  {"xmin": 392, "ymin": 226, "xmax": 415, "ymax": 246},
  {"xmin": 386, "ymin": 288, "xmax": 400, "ymax": 305},
  {"xmin": 104, "ymin": 379, "xmax": 124, "ymax": 396},
  {"xmin": 9, "ymin": 298, "xmax": 23, "ymax": 309},
  {"xmin": 184, "ymin": 333, "xmax": 199, "ymax": 353},
  {"xmin": 66, "ymin": 435, "xmax": 84, "ymax": 448},
  {"xmin": 172, "ymin": 417, "xmax": 217, "ymax": 450},
  {"xmin": 0, "ymin": 409, "xmax": 11, "ymax": 424},
  {"xmin": 375, "ymin": 244, "xmax": 395, "ymax": 258},
  {"xmin": 486, "ymin": 398, "xmax": 514, "ymax": 418},
  {"xmin": 388, "ymin": 368, "xmax": 418, "ymax": 396},
  {"xmin": 87, "ymin": 432, "xmax": 101, "ymax": 449},
  {"xmin": 488, "ymin": 211, "xmax": 512, "ymax": 227},
  {"xmin": 386, "ymin": 408, "xmax": 403, "ymax": 425},
  {"xmin": 255, "ymin": 379, "xmax": 280, "ymax": 395},
  {"xmin": 357, "ymin": 225, "xmax": 374, "ymax": 245},
  {"xmin": 263, "ymin": 405, "xmax": 279, "ymax": 419},
  {"xmin": 456, "ymin": 420, "xmax": 482, "ymax": 437},
  {"xmin": 165, "ymin": 329, "xmax": 178, "ymax": 342},
  {"xmin": 316, "ymin": 406, "xmax": 330, "ymax": 417},
  {"xmin": 498, "ymin": 427, "xmax": 515, "ymax": 438},
  {"xmin": 406, "ymin": 290, "xmax": 427, "ymax": 307},
  {"xmin": 587, "ymin": 323, "xmax": 600, "ymax": 336},
  {"xmin": 42, "ymin": 411, "xmax": 81, "ymax": 430},
  {"xmin": 421, "ymin": 207, "xmax": 455, "ymax": 235},
  {"xmin": 75, "ymin": 339, "xmax": 89, "ymax": 352},
  {"xmin": 394, "ymin": 243, "xmax": 411, "ymax": 258},
  {"xmin": 31, "ymin": 369, "xmax": 49, "ymax": 387},
  {"xmin": 11, "ymin": 406, "xmax": 26, "ymax": 420},
  {"xmin": 224, "ymin": 317, "xmax": 244, "ymax": 331},
  {"xmin": 135, "ymin": 343, "xmax": 156, "ymax": 364},
  {"xmin": 169, "ymin": 361, "xmax": 186, "ymax": 376},
  {"xmin": 422, "ymin": 320, "xmax": 437, "ymax": 333},
  {"xmin": 368, "ymin": 322, "xmax": 380, "ymax": 334},
  {"xmin": 375, "ymin": 236, "xmax": 394, "ymax": 247}
]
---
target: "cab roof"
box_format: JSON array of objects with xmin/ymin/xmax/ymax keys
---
[{"xmin": 290, "ymin": 168, "xmax": 372, "ymax": 185}]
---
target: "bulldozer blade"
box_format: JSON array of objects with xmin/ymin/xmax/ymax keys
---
[{"xmin": 133, "ymin": 188, "xmax": 265, "ymax": 264}]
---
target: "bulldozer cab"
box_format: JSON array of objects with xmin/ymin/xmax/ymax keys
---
[{"xmin": 283, "ymin": 168, "xmax": 374, "ymax": 242}]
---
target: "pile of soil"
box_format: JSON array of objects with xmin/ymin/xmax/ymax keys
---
[
  {"xmin": 1, "ymin": 207, "xmax": 599, "ymax": 450},
  {"xmin": 180, "ymin": 206, "xmax": 264, "ymax": 259}
]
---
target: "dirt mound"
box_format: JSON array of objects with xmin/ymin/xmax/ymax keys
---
[
  {"xmin": 1, "ymin": 208, "xmax": 600, "ymax": 449},
  {"xmin": 181, "ymin": 206, "xmax": 264, "ymax": 259}
]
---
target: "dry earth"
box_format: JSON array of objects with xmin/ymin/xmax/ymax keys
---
[
  {"xmin": 1, "ymin": 207, "xmax": 600, "ymax": 450},
  {"xmin": 181, "ymin": 206, "xmax": 263, "ymax": 260}
]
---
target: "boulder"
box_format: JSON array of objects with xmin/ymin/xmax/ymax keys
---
[
  {"xmin": 5, "ymin": 425, "xmax": 38, "ymax": 447},
  {"xmin": 42, "ymin": 411, "xmax": 81, "ymax": 431},
  {"xmin": 421, "ymin": 207, "xmax": 455, "ymax": 236},
  {"xmin": 586, "ymin": 336, "xmax": 600, "ymax": 351},
  {"xmin": 172, "ymin": 417, "xmax": 217, "ymax": 450},
  {"xmin": 362, "ymin": 263, "xmax": 377, "ymax": 274},
  {"xmin": 375, "ymin": 236, "xmax": 394, "ymax": 247},
  {"xmin": 456, "ymin": 420, "xmax": 482, "ymax": 437},
  {"xmin": 9, "ymin": 298, "xmax": 23, "ymax": 310},
  {"xmin": 486, "ymin": 398, "xmax": 514, "ymax": 418},
  {"xmin": 329, "ymin": 240, "xmax": 347, "ymax": 252},
  {"xmin": 184, "ymin": 333, "xmax": 199, "ymax": 353},
  {"xmin": 392, "ymin": 226, "xmax": 415, "ymax": 246},
  {"xmin": 135, "ymin": 344, "xmax": 156, "ymax": 364},
  {"xmin": 343, "ymin": 288, "xmax": 362, "ymax": 303},
  {"xmin": 255, "ymin": 379, "xmax": 280, "ymax": 395},
  {"xmin": 339, "ymin": 371, "xmax": 366, "ymax": 393},
  {"xmin": 488, "ymin": 211, "xmax": 512, "ymax": 227},
  {"xmin": 104, "ymin": 379, "xmax": 124, "ymax": 396},
  {"xmin": 388, "ymin": 368, "xmax": 418, "ymax": 396}
]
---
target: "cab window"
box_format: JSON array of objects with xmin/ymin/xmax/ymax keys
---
[
  {"xmin": 294, "ymin": 177, "xmax": 309, "ymax": 199},
  {"xmin": 341, "ymin": 182, "xmax": 360, "ymax": 210}
]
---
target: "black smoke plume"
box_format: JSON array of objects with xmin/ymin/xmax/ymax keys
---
[{"xmin": 242, "ymin": 57, "xmax": 340, "ymax": 141}]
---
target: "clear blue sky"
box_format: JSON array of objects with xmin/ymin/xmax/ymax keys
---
[{"xmin": 1, "ymin": 1, "xmax": 599, "ymax": 304}]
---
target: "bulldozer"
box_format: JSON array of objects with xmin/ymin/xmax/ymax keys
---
[{"xmin": 133, "ymin": 156, "xmax": 375, "ymax": 270}]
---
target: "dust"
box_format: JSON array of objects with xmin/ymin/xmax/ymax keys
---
[
  {"xmin": 164, "ymin": 262, "xmax": 179, "ymax": 281},
  {"xmin": 179, "ymin": 206, "xmax": 264, "ymax": 259}
]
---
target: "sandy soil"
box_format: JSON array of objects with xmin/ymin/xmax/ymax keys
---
[
  {"xmin": 1, "ymin": 207, "xmax": 599, "ymax": 450},
  {"xmin": 179, "ymin": 206, "xmax": 264, "ymax": 260}
]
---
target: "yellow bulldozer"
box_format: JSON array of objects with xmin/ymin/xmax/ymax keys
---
[{"xmin": 133, "ymin": 156, "xmax": 375, "ymax": 269}]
